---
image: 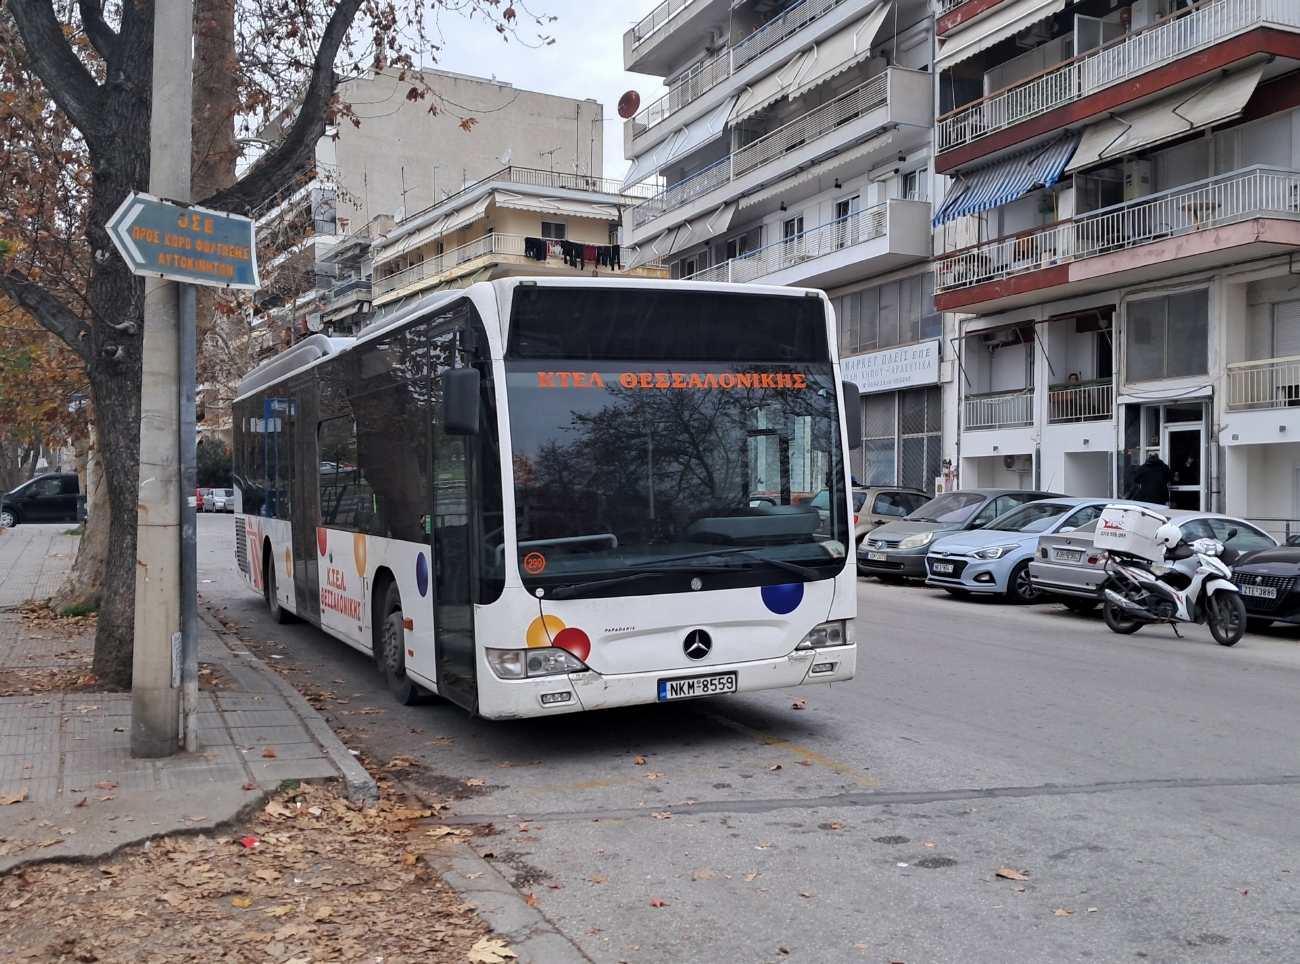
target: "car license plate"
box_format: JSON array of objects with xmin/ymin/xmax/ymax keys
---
[
  {"xmin": 1240, "ymin": 584, "xmax": 1277, "ymax": 599},
  {"xmin": 1055, "ymin": 549, "xmax": 1083, "ymax": 562},
  {"xmin": 931, "ymin": 562, "xmax": 954, "ymax": 574},
  {"xmin": 867, "ymin": 551, "xmax": 887, "ymax": 562},
  {"xmin": 658, "ymin": 672, "xmax": 737, "ymax": 702}
]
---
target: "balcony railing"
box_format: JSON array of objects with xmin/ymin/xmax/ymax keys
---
[
  {"xmin": 1226, "ymin": 356, "xmax": 1300, "ymax": 410},
  {"xmin": 1047, "ymin": 380, "xmax": 1114, "ymax": 423},
  {"xmin": 733, "ymin": 71, "xmax": 889, "ymax": 176},
  {"xmin": 936, "ymin": 0, "xmax": 1300, "ymax": 154},
  {"xmin": 632, "ymin": 0, "xmax": 703, "ymax": 45},
  {"xmin": 937, "ymin": 0, "xmax": 971, "ymax": 12},
  {"xmin": 634, "ymin": 72, "xmax": 896, "ymax": 228},
  {"xmin": 631, "ymin": 0, "xmax": 851, "ymax": 138},
  {"xmin": 322, "ymin": 277, "xmax": 372, "ymax": 303},
  {"xmin": 936, "ymin": 167, "xmax": 1300, "ymax": 294},
  {"xmin": 686, "ymin": 203, "xmax": 889, "ymax": 283},
  {"xmin": 965, "ymin": 389, "xmax": 1034, "ymax": 431},
  {"xmin": 374, "ymin": 233, "xmax": 524, "ymax": 295}
]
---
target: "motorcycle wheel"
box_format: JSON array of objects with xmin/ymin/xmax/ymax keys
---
[
  {"xmin": 1102, "ymin": 598, "xmax": 1143, "ymax": 635},
  {"xmin": 1207, "ymin": 592, "xmax": 1246, "ymax": 647}
]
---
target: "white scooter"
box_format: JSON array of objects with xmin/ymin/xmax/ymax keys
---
[{"xmin": 1100, "ymin": 522, "xmax": 1247, "ymax": 646}]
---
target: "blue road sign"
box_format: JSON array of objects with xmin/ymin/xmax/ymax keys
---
[{"xmin": 106, "ymin": 191, "xmax": 259, "ymax": 290}]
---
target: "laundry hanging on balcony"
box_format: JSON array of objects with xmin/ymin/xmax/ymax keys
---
[
  {"xmin": 932, "ymin": 133, "xmax": 1081, "ymax": 227},
  {"xmin": 1065, "ymin": 64, "xmax": 1265, "ymax": 173},
  {"xmin": 934, "ymin": 0, "xmax": 1065, "ymax": 74},
  {"xmin": 621, "ymin": 96, "xmax": 738, "ymax": 191}
]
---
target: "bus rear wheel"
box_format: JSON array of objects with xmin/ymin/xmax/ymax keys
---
[{"xmin": 379, "ymin": 582, "xmax": 426, "ymax": 706}]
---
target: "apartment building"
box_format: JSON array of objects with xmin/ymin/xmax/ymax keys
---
[
  {"xmin": 932, "ymin": 0, "xmax": 1300, "ymax": 534},
  {"xmin": 623, "ymin": 0, "xmax": 952, "ymax": 494},
  {"xmin": 369, "ymin": 168, "xmax": 668, "ymax": 317}
]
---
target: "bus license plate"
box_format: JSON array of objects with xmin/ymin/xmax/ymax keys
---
[
  {"xmin": 1240, "ymin": 584, "xmax": 1277, "ymax": 599},
  {"xmin": 658, "ymin": 672, "xmax": 737, "ymax": 702},
  {"xmin": 931, "ymin": 562, "xmax": 954, "ymax": 574},
  {"xmin": 867, "ymin": 551, "xmax": 887, "ymax": 562}
]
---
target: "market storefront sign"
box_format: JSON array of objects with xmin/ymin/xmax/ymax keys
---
[{"xmin": 842, "ymin": 340, "xmax": 942, "ymax": 395}]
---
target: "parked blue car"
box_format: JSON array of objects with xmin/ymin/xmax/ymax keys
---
[{"xmin": 924, "ymin": 498, "xmax": 1118, "ymax": 604}]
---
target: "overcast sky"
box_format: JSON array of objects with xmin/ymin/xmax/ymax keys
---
[{"xmin": 422, "ymin": 1, "xmax": 662, "ymax": 181}]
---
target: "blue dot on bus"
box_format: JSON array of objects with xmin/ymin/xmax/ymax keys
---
[
  {"xmin": 761, "ymin": 583, "xmax": 803, "ymax": 615},
  {"xmin": 416, "ymin": 553, "xmax": 429, "ymax": 597}
]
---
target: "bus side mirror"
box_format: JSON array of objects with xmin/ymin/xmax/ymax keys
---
[
  {"xmin": 841, "ymin": 381, "xmax": 862, "ymax": 449},
  {"xmin": 444, "ymin": 368, "xmax": 481, "ymax": 435}
]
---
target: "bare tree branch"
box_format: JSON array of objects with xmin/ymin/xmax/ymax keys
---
[
  {"xmin": 77, "ymin": 0, "xmax": 119, "ymax": 62},
  {"xmin": 199, "ymin": 0, "xmax": 364, "ymax": 215},
  {"xmin": 6, "ymin": 0, "xmax": 104, "ymax": 145},
  {"xmin": 0, "ymin": 268, "xmax": 93, "ymax": 364}
]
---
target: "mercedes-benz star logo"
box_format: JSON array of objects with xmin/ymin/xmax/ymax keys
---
[{"xmin": 683, "ymin": 629, "xmax": 712, "ymax": 661}]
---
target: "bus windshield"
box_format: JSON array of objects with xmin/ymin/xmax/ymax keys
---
[{"xmin": 505, "ymin": 288, "xmax": 848, "ymax": 592}]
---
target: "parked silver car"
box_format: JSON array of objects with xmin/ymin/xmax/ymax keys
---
[
  {"xmin": 1030, "ymin": 510, "xmax": 1278, "ymax": 611},
  {"xmin": 203, "ymin": 487, "xmax": 234, "ymax": 512}
]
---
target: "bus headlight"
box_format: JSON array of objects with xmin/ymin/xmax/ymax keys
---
[
  {"xmin": 486, "ymin": 647, "xmax": 588, "ymax": 680},
  {"xmin": 795, "ymin": 620, "xmax": 852, "ymax": 650}
]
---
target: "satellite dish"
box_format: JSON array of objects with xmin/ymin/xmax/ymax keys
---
[
  {"xmin": 500, "ymin": 149, "xmax": 512, "ymax": 167},
  {"xmin": 393, "ymin": 206, "xmax": 406, "ymax": 222},
  {"xmin": 617, "ymin": 90, "xmax": 641, "ymax": 119}
]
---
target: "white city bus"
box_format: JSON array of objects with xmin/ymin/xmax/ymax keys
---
[{"xmin": 233, "ymin": 278, "xmax": 860, "ymax": 718}]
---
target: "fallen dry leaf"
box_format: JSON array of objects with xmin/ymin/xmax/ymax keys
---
[
  {"xmin": 1011, "ymin": 886, "xmax": 1027, "ymax": 893},
  {"xmin": 311, "ymin": 905, "xmax": 334, "ymax": 921},
  {"xmin": 264, "ymin": 800, "xmax": 294, "ymax": 818},
  {"xmin": 231, "ymin": 896, "xmax": 251, "ymax": 909},
  {"xmin": 649, "ymin": 897, "xmax": 666, "ymax": 908},
  {"xmin": 0, "ymin": 788, "xmax": 28, "ymax": 806},
  {"xmin": 651, "ymin": 812, "xmax": 671, "ymax": 820},
  {"xmin": 791, "ymin": 700, "xmax": 806, "ymax": 710},
  {"xmin": 264, "ymin": 905, "xmax": 293, "ymax": 918},
  {"xmin": 645, "ymin": 773, "xmax": 664, "ymax": 780},
  {"xmin": 995, "ymin": 867, "xmax": 1029, "ymax": 881},
  {"xmin": 73, "ymin": 797, "xmax": 88, "ymax": 808},
  {"xmin": 586, "ymin": 875, "xmax": 608, "ymax": 885},
  {"xmin": 467, "ymin": 937, "xmax": 518, "ymax": 964},
  {"xmin": 1053, "ymin": 908, "xmax": 1071, "ymax": 917},
  {"xmin": 35, "ymin": 839, "xmax": 62, "ymax": 848},
  {"xmin": 799, "ymin": 891, "xmax": 814, "ymax": 898},
  {"xmin": 692, "ymin": 869, "xmax": 716, "ymax": 880},
  {"xmin": 633, "ymin": 756, "xmax": 646, "ymax": 765},
  {"xmin": 241, "ymin": 782, "xmax": 258, "ymax": 791},
  {"xmin": 402, "ymin": 854, "xmax": 418, "ymax": 866},
  {"xmin": 466, "ymin": 778, "xmax": 485, "ymax": 787},
  {"xmin": 94, "ymin": 781, "xmax": 117, "ymax": 790},
  {"xmin": 547, "ymin": 882, "xmax": 564, "ymax": 890},
  {"xmin": 924, "ymin": 842, "xmax": 936, "ymax": 848},
  {"xmin": 796, "ymin": 760, "xmax": 811, "ymax": 766},
  {"xmin": 745, "ymin": 872, "xmax": 760, "ymax": 883},
  {"xmin": 524, "ymin": 893, "xmax": 540, "ymax": 906},
  {"xmin": 262, "ymin": 747, "xmax": 277, "ymax": 759},
  {"xmin": 769, "ymin": 764, "xmax": 782, "ymax": 771}
]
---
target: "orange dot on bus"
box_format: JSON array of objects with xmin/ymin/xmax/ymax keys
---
[{"xmin": 526, "ymin": 615, "xmax": 565, "ymax": 649}]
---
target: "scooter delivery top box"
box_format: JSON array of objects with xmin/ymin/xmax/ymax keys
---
[{"xmin": 1093, "ymin": 504, "xmax": 1170, "ymax": 562}]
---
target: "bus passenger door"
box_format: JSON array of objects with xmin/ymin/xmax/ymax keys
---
[
  {"xmin": 289, "ymin": 378, "xmax": 321, "ymax": 623},
  {"xmin": 431, "ymin": 330, "xmax": 478, "ymax": 708}
]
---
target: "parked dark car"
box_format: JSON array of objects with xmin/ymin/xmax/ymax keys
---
[
  {"xmin": 858, "ymin": 488, "xmax": 1067, "ymax": 579},
  {"xmin": 0, "ymin": 473, "xmax": 86, "ymax": 527},
  {"xmin": 1228, "ymin": 545, "xmax": 1300, "ymax": 628}
]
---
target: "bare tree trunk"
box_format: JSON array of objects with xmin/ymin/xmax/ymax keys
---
[{"xmin": 51, "ymin": 430, "xmax": 108, "ymax": 612}]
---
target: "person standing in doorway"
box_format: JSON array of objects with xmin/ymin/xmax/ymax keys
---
[{"xmin": 1129, "ymin": 453, "xmax": 1174, "ymax": 506}]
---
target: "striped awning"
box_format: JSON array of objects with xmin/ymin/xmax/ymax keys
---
[{"xmin": 933, "ymin": 134, "xmax": 1081, "ymax": 226}]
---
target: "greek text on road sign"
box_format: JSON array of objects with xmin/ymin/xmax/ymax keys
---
[{"xmin": 106, "ymin": 191, "xmax": 259, "ymax": 290}]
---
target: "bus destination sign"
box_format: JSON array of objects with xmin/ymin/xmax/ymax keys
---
[{"xmin": 106, "ymin": 191, "xmax": 259, "ymax": 290}]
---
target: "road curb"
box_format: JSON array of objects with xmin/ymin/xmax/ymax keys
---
[
  {"xmin": 422, "ymin": 844, "xmax": 594, "ymax": 964},
  {"xmin": 198, "ymin": 606, "xmax": 378, "ymax": 805}
]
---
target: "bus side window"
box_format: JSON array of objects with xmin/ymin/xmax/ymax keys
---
[{"xmin": 318, "ymin": 415, "xmax": 360, "ymax": 529}]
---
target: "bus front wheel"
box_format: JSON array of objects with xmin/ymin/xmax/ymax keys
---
[
  {"xmin": 264, "ymin": 547, "xmax": 295, "ymax": 624},
  {"xmin": 378, "ymin": 582, "xmax": 426, "ymax": 706}
]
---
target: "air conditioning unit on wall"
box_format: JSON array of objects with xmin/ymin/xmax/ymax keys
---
[{"xmin": 1003, "ymin": 454, "xmax": 1032, "ymax": 472}]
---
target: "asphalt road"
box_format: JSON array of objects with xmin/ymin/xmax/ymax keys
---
[{"xmin": 197, "ymin": 514, "xmax": 1300, "ymax": 964}]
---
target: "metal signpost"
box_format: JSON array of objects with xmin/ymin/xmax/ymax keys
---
[{"xmin": 107, "ymin": 190, "xmax": 257, "ymax": 756}]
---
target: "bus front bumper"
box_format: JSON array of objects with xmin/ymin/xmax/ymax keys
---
[{"xmin": 474, "ymin": 645, "xmax": 856, "ymax": 719}]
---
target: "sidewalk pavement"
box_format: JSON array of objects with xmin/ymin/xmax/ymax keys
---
[{"xmin": 0, "ymin": 524, "xmax": 376, "ymax": 874}]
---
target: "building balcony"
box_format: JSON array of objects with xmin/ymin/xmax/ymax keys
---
[
  {"xmin": 935, "ymin": 0, "xmax": 1300, "ymax": 172},
  {"xmin": 373, "ymin": 233, "xmax": 665, "ymax": 305},
  {"xmin": 631, "ymin": 68, "xmax": 930, "ymax": 236},
  {"xmin": 627, "ymin": 0, "xmax": 856, "ymax": 150},
  {"xmin": 684, "ymin": 198, "xmax": 931, "ymax": 288},
  {"xmin": 964, "ymin": 388, "xmax": 1034, "ymax": 431},
  {"xmin": 935, "ymin": 0, "xmax": 1009, "ymax": 37},
  {"xmin": 1047, "ymin": 379, "xmax": 1114, "ymax": 423},
  {"xmin": 934, "ymin": 166, "xmax": 1300, "ymax": 314},
  {"xmin": 1226, "ymin": 356, "xmax": 1300, "ymax": 411}
]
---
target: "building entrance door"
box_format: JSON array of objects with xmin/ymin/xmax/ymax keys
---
[{"xmin": 1165, "ymin": 424, "xmax": 1204, "ymax": 510}]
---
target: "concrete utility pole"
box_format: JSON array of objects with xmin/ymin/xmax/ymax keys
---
[{"xmin": 131, "ymin": 1, "xmax": 195, "ymax": 758}]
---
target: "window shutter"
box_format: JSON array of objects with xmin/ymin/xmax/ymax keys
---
[
  {"xmin": 1274, "ymin": 300, "xmax": 1300, "ymax": 358},
  {"xmin": 1239, "ymin": 113, "xmax": 1293, "ymax": 169}
]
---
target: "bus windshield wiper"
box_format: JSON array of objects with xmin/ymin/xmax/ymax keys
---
[
  {"xmin": 638, "ymin": 546, "xmax": 820, "ymax": 580},
  {"xmin": 548, "ymin": 572, "xmax": 665, "ymax": 600}
]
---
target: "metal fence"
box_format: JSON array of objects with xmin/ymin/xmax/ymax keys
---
[
  {"xmin": 964, "ymin": 389, "xmax": 1034, "ymax": 430},
  {"xmin": 936, "ymin": 0, "xmax": 1300, "ymax": 154},
  {"xmin": 374, "ymin": 233, "xmax": 523, "ymax": 295},
  {"xmin": 937, "ymin": 0, "xmax": 970, "ymax": 12},
  {"xmin": 1047, "ymin": 380, "xmax": 1113, "ymax": 423},
  {"xmin": 936, "ymin": 166, "xmax": 1300, "ymax": 293},
  {"xmin": 633, "ymin": 52, "xmax": 731, "ymax": 137},
  {"xmin": 686, "ymin": 202, "xmax": 890, "ymax": 283},
  {"xmin": 733, "ymin": 0, "xmax": 849, "ymax": 68},
  {"xmin": 633, "ymin": 0, "xmax": 701, "ymax": 44},
  {"xmin": 1226, "ymin": 355, "xmax": 1300, "ymax": 410}
]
